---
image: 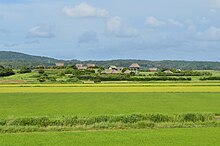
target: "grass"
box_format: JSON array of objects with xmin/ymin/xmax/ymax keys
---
[
  {"xmin": 0, "ymin": 72, "xmax": 38, "ymax": 83},
  {"xmin": 0, "ymin": 85, "xmax": 220, "ymax": 93},
  {"xmin": 1, "ymin": 82, "xmax": 220, "ymax": 86},
  {"xmin": 0, "ymin": 93, "xmax": 219, "ymax": 117},
  {"xmin": 0, "ymin": 84, "xmax": 219, "ymax": 145},
  {"xmin": 0, "ymin": 113, "xmax": 217, "ymax": 133},
  {"xmin": 0, "ymin": 128, "xmax": 220, "ymax": 146}
]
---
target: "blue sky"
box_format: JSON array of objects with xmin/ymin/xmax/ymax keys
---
[{"xmin": 0, "ymin": 0, "xmax": 220, "ymax": 61}]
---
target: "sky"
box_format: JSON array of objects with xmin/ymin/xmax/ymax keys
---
[{"xmin": 0, "ymin": 0, "xmax": 220, "ymax": 61}]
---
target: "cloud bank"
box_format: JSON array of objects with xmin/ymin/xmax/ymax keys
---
[
  {"xmin": 107, "ymin": 16, "xmax": 139, "ymax": 37},
  {"xmin": 62, "ymin": 3, "xmax": 108, "ymax": 18}
]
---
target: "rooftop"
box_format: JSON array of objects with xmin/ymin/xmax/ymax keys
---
[{"xmin": 129, "ymin": 63, "xmax": 140, "ymax": 68}]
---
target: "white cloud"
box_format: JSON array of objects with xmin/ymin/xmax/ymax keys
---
[
  {"xmin": 196, "ymin": 26, "xmax": 220, "ymax": 41},
  {"xmin": 107, "ymin": 16, "xmax": 122, "ymax": 34},
  {"xmin": 145, "ymin": 16, "xmax": 166, "ymax": 27},
  {"xmin": 106, "ymin": 16, "xmax": 139, "ymax": 37},
  {"xmin": 146, "ymin": 17, "xmax": 184, "ymax": 27},
  {"xmin": 62, "ymin": 3, "xmax": 108, "ymax": 18},
  {"xmin": 27, "ymin": 25, "xmax": 55, "ymax": 38},
  {"xmin": 168, "ymin": 19, "xmax": 184, "ymax": 27}
]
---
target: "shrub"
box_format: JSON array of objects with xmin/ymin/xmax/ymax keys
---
[
  {"xmin": 181, "ymin": 113, "xmax": 214, "ymax": 122},
  {"xmin": 130, "ymin": 72, "xmax": 136, "ymax": 76},
  {"xmin": 94, "ymin": 79, "xmax": 101, "ymax": 83},
  {"xmin": 64, "ymin": 69, "xmax": 74, "ymax": 74},
  {"xmin": 48, "ymin": 76, "xmax": 56, "ymax": 82},
  {"xmin": 38, "ymin": 77, "xmax": 46, "ymax": 82},
  {"xmin": 134, "ymin": 121, "xmax": 155, "ymax": 129},
  {"xmin": 19, "ymin": 66, "xmax": 32, "ymax": 74},
  {"xmin": 66, "ymin": 77, "xmax": 80, "ymax": 83},
  {"xmin": 148, "ymin": 114, "xmax": 171, "ymax": 123},
  {"xmin": 75, "ymin": 75, "xmax": 191, "ymax": 82},
  {"xmin": 155, "ymin": 70, "xmax": 212, "ymax": 77},
  {"xmin": 200, "ymin": 77, "xmax": 220, "ymax": 81},
  {"xmin": 38, "ymin": 69, "xmax": 45, "ymax": 74},
  {"xmin": 0, "ymin": 67, "xmax": 15, "ymax": 77}
]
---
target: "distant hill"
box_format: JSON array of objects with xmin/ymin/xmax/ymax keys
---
[
  {"xmin": 0, "ymin": 51, "xmax": 56, "ymax": 62},
  {"xmin": 0, "ymin": 51, "xmax": 220, "ymax": 70},
  {"xmin": 0, "ymin": 51, "xmax": 61, "ymax": 68}
]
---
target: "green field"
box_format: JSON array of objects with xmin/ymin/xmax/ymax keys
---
[
  {"xmin": 0, "ymin": 84, "xmax": 220, "ymax": 93},
  {"xmin": 0, "ymin": 93, "xmax": 220, "ymax": 117},
  {"xmin": 0, "ymin": 128, "xmax": 220, "ymax": 146},
  {"xmin": 0, "ymin": 84, "xmax": 220, "ymax": 145}
]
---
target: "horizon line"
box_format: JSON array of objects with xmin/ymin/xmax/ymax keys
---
[{"xmin": 1, "ymin": 50, "xmax": 220, "ymax": 63}]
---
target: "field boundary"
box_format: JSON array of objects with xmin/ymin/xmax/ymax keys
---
[
  {"xmin": 0, "ymin": 113, "xmax": 219, "ymax": 133},
  {"xmin": 0, "ymin": 86, "xmax": 220, "ymax": 93}
]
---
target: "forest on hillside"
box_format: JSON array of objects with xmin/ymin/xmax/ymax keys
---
[{"xmin": 0, "ymin": 51, "xmax": 220, "ymax": 70}]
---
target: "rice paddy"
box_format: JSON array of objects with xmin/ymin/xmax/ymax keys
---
[{"xmin": 0, "ymin": 83, "xmax": 219, "ymax": 145}]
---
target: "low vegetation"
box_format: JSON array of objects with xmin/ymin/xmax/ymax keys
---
[
  {"xmin": 76, "ymin": 75, "xmax": 192, "ymax": 82},
  {"xmin": 1, "ymin": 62, "xmax": 220, "ymax": 83},
  {"xmin": 0, "ymin": 113, "xmax": 218, "ymax": 133},
  {"xmin": 0, "ymin": 66, "xmax": 15, "ymax": 77},
  {"xmin": 18, "ymin": 66, "xmax": 32, "ymax": 74},
  {"xmin": 200, "ymin": 77, "xmax": 220, "ymax": 81},
  {"xmin": 155, "ymin": 70, "xmax": 212, "ymax": 76}
]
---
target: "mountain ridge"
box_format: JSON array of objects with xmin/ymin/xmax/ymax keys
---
[{"xmin": 0, "ymin": 51, "xmax": 220, "ymax": 70}]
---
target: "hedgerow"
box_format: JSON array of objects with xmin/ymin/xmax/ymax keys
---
[
  {"xmin": 76, "ymin": 75, "xmax": 191, "ymax": 82},
  {"xmin": 200, "ymin": 77, "xmax": 220, "ymax": 81}
]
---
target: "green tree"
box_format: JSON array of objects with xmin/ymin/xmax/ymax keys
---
[
  {"xmin": 38, "ymin": 69, "xmax": 45, "ymax": 74},
  {"xmin": 19, "ymin": 66, "xmax": 32, "ymax": 74},
  {"xmin": 0, "ymin": 67, "xmax": 15, "ymax": 77}
]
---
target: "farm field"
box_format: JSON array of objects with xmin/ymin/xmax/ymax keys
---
[
  {"xmin": 0, "ymin": 128, "xmax": 220, "ymax": 146},
  {"xmin": 2, "ymin": 1, "xmax": 220, "ymax": 145},
  {"xmin": 0, "ymin": 83, "xmax": 220, "ymax": 93},
  {"xmin": 0, "ymin": 92, "xmax": 220, "ymax": 117},
  {"xmin": 0, "ymin": 84, "xmax": 220, "ymax": 145}
]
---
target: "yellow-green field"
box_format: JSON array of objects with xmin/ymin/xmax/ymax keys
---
[
  {"xmin": 0, "ymin": 83, "xmax": 220, "ymax": 93},
  {"xmin": 0, "ymin": 83, "xmax": 219, "ymax": 146},
  {"xmin": 0, "ymin": 93, "xmax": 220, "ymax": 117}
]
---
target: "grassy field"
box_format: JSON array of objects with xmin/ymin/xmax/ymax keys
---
[
  {"xmin": 0, "ymin": 128, "xmax": 219, "ymax": 146},
  {"xmin": 0, "ymin": 84, "xmax": 220, "ymax": 93},
  {"xmin": 0, "ymin": 84, "xmax": 219, "ymax": 145},
  {"xmin": 0, "ymin": 93, "xmax": 219, "ymax": 117}
]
